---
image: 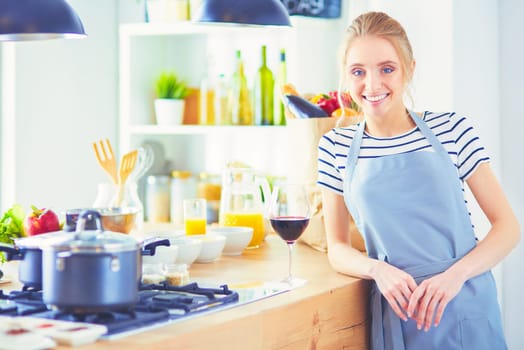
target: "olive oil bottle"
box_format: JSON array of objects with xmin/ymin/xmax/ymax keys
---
[
  {"xmin": 275, "ymin": 48, "xmax": 287, "ymax": 126},
  {"xmin": 229, "ymin": 50, "xmax": 253, "ymax": 125},
  {"xmin": 254, "ymin": 45, "xmax": 274, "ymax": 125}
]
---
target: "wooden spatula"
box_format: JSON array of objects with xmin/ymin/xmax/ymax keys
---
[
  {"xmin": 112, "ymin": 150, "xmax": 138, "ymax": 207},
  {"xmin": 93, "ymin": 139, "xmax": 118, "ymax": 184}
]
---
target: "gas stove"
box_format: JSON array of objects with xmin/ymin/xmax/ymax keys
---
[
  {"xmin": 1, "ymin": 282, "xmax": 237, "ymax": 340},
  {"xmin": 1, "ymin": 281, "xmax": 288, "ymax": 341}
]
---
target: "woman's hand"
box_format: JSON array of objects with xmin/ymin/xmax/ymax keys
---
[
  {"xmin": 407, "ymin": 271, "xmax": 465, "ymax": 331},
  {"xmin": 370, "ymin": 260, "xmax": 418, "ymax": 321}
]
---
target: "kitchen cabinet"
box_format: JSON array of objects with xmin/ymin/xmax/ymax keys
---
[{"xmin": 118, "ymin": 22, "xmax": 297, "ymax": 177}]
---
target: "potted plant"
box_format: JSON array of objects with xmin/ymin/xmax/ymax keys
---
[{"xmin": 154, "ymin": 71, "xmax": 191, "ymax": 125}]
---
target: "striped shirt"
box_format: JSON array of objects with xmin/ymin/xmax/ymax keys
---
[{"xmin": 317, "ymin": 111, "xmax": 490, "ymax": 195}]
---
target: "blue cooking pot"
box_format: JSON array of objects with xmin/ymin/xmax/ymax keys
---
[{"xmin": 41, "ymin": 210, "xmax": 169, "ymax": 312}]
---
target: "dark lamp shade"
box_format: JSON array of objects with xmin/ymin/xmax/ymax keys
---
[
  {"xmin": 195, "ymin": 0, "xmax": 291, "ymax": 26},
  {"xmin": 0, "ymin": 0, "xmax": 86, "ymax": 41}
]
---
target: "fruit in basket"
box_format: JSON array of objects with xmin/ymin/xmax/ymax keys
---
[
  {"xmin": 24, "ymin": 205, "xmax": 60, "ymax": 236},
  {"xmin": 310, "ymin": 91, "xmax": 354, "ymax": 116},
  {"xmin": 332, "ymin": 107, "xmax": 360, "ymax": 117}
]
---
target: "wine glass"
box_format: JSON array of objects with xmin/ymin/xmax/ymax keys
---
[{"xmin": 268, "ymin": 184, "xmax": 311, "ymax": 288}]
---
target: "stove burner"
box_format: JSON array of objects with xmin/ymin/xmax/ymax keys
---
[
  {"xmin": 1, "ymin": 282, "xmax": 240, "ymax": 338},
  {"xmin": 22, "ymin": 283, "xmax": 42, "ymax": 292},
  {"xmin": 0, "ymin": 289, "xmax": 49, "ymax": 316}
]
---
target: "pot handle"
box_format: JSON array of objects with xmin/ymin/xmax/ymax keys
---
[
  {"xmin": 141, "ymin": 237, "xmax": 170, "ymax": 256},
  {"xmin": 0, "ymin": 243, "xmax": 24, "ymax": 261},
  {"xmin": 75, "ymin": 210, "xmax": 103, "ymax": 232}
]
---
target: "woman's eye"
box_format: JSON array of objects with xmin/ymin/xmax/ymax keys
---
[
  {"xmin": 383, "ymin": 66, "xmax": 394, "ymax": 74},
  {"xmin": 351, "ymin": 69, "xmax": 364, "ymax": 77}
]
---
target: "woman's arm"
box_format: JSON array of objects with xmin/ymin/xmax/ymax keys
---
[
  {"xmin": 322, "ymin": 188, "xmax": 417, "ymax": 320},
  {"xmin": 448, "ymin": 162, "xmax": 520, "ymax": 279},
  {"xmin": 408, "ymin": 162, "xmax": 521, "ymax": 331}
]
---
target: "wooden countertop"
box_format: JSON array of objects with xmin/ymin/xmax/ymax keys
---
[{"xmin": 2, "ymin": 233, "xmax": 371, "ymax": 349}]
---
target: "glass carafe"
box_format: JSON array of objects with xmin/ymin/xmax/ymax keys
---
[{"xmin": 219, "ymin": 166, "xmax": 270, "ymax": 248}]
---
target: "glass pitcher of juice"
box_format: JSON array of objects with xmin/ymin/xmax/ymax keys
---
[{"xmin": 219, "ymin": 165, "xmax": 270, "ymax": 248}]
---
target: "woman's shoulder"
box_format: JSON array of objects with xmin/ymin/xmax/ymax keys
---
[
  {"xmin": 419, "ymin": 111, "xmax": 473, "ymax": 130},
  {"xmin": 322, "ymin": 123, "xmax": 360, "ymax": 145}
]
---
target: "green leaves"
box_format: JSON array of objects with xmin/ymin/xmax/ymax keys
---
[
  {"xmin": 155, "ymin": 72, "xmax": 191, "ymax": 99},
  {"xmin": 0, "ymin": 204, "xmax": 26, "ymax": 262}
]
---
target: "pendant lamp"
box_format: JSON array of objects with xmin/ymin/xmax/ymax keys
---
[
  {"xmin": 0, "ymin": 0, "xmax": 86, "ymax": 41},
  {"xmin": 195, "ymin": 0, "xmax": 291, "ymax": 26}
]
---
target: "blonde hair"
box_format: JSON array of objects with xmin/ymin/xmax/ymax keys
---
[{"xmin": 338, "ymin": 11, "xmax": 415, "ymax": 99}]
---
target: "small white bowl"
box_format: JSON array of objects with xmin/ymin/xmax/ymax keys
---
[
  {"xmin": 209, "ymin": 226, "xmax": 253, "ymax": 256},
  {"xmin": 189, "ymin": 234, "xmax": 226, "ymax": 263},
  {"xmin": 169, "ymin": 236, "xmax": 203, "ymax": 266},
  {"xmin": 142, "ymin": 245, "xmax": 179, "ymax": 265}
]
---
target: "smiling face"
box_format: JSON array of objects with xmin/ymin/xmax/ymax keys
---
[{"xmin": 345, "ymin": 35, "xmax": 410, "ymax": 120}]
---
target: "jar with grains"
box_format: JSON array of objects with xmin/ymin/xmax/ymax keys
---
[
  {"xmin": 146, "ymin": 175, "xmax": 171, "ymax": 223},
  {"xmin": 171, "ymin": 170, "xmax": 197, "ymax": 228},
  {"xmin": 163, "ymin": 263, "xmax": 190, "ymax": 286},
  {"xmin": 142, "ymin": 263, "xmax": 166, "ymax": 285},
  {"xmin": 197, "ymin": 172, "xmax": 221, "ymax": 224}
]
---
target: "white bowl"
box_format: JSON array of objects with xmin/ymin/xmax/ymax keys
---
[
  {"xmin": 142, "ymin": 245, "xmax": 179, "ymax": 265},
  {"xmin": 189, "ymin": 234, "xmax": 226, "ymax": 263},
  {"xmin": 209, "ymin": 226, "xmax": 253, "ymax": 256},
  {"xmin": 168, "ymin": 236, "xmax": 203, "ymax": 266}
]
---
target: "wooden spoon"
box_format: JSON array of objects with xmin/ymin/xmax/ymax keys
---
[
  {"xmin": 92, "ymin": 139, "xmax": 118, "ymax": 184},
  {"xmin": 112, "ymin": 150, "xmax": 138, "ymax": 207}
]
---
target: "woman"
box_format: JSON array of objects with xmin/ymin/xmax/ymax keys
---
[{"xmin": 317, "ymin": 11, "xmax": 520, "ymax": 349}]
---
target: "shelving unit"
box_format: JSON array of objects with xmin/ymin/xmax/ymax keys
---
[{"xmin": 118, "ymin": 22, "xmax": 296, "ymax": 176}]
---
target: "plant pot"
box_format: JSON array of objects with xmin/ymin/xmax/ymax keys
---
[{"xmin": 154, "ymin": 99, "xmax": 185, "ymax": 126}]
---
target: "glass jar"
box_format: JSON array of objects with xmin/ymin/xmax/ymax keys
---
[
  {"xmin": 163, "ymin": 263, "xmax": 190, "ymax": 286},
  {"xmin": 170, "ymin": 170, "xmax": 197, "ymax": 228},
  {"xmin": 92, "ymin": 181, "xmax": 144, "ymax": 230},
  {"xmin": 197, "ymin": 172, "xmax": 221, "ymax": 224},
  {"xmin": 145, "ymin": 175, "xmax": 171, "ymax": 223},
  {"xmin": 141, "ymin": 263, "xmax": 166, "ymax": 284}
]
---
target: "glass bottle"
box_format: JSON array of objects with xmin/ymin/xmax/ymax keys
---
[
  {"xmin": 228, "ymin": 50, "xmax": 253, "ymax": 125},
  {"xmin": 170, "ymin": 170, "xmax": 197, "ymax": 228},
  {"xmin": 255, "ymin": 45, "xmax": 274, "ymax": 126},
  {"xmin": 199, "ymin": 74, "xmax": 215, "ymax": 125},
  {"xmin": 145, "ymin": 175, "xmax": 171, "ymax": 223},
  {"xmin": 275, "ymin": 48, "xmax": 287, "ymax": 126},
  {"xmin": 215, "ymin": 73, "xmax": 230, "ymax": 125}
]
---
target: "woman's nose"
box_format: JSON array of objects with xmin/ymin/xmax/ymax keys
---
[{"xmin": 364, "ymin": 71, "xmax": 382, "ymax": 90}]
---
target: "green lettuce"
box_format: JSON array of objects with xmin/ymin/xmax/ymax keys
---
[{"xmin": 0, "ymin": 204, "xmax": 26, "ymax": 262}]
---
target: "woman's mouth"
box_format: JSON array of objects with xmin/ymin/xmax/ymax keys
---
[{"xmin": 363, "ymin": 93, "xmax": 389, "ymax": 102}]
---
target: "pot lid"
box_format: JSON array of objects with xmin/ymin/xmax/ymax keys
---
[
  {"xmin": 47, "ymin": 230, "xmax": 139, "ymax": 253},
  {"xmin": 42, "ymin": 210, "xmax": 138, "ymax": 253},
  {"xmin": 15, "ymin": 230, "xmax": 71, "ymax": 249}
]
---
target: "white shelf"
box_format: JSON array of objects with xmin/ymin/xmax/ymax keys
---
[
  {"xmin": 119, "ymin": 22, "xmax": 295, "ymax": 177},
  {"xmin": 128, "ymin": 124, "xmax": 287, "ymax": 136}
]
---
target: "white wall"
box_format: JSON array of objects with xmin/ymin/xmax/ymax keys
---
[
  {"xmin": 2, "ymin": 0, "xmax": 119, "ymax": 213},
  {"xmin": 499, "ymin": 1, "xmax": 524, "ymax": 348}
]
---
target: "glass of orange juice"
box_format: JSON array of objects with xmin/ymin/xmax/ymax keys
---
[
  {"xmin": 184, "ymin": 198, "xmax": 207, "ymax": 235},
  {"xmin": 220, "ymin": 211, "xmax": 265, "ymax": 248}
]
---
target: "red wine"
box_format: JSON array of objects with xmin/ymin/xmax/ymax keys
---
[{"xmin": 270, "ymin": 216, "xmax": 310, "ymax": 243}]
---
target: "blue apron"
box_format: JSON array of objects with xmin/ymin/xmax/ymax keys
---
[{"xmin": 343, "ymin": 111, "xmax": 507, "ymax": 349}]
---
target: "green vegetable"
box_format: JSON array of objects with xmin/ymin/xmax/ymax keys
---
[{"xmin": 0, "ymin": 204, "xmax": 26, "ymax": 263}]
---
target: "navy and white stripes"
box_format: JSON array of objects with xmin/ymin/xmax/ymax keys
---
[{"xmin": 317, "ymin": 111, "xmax": 490, "ymax": 195}]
